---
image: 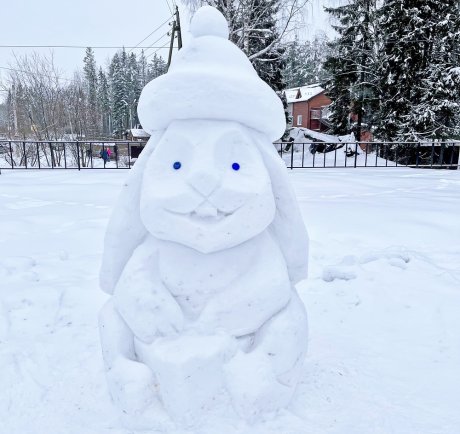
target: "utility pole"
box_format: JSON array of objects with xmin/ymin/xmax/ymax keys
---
[
  {"xmin": 175, "ymin": 6, "xmax": 183, "ymax": 50},
  {"xmin": 167, "ymin": 6, "xmax": 183, "ymax": 70}
]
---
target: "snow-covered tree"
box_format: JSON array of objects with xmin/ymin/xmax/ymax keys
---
[
  {"xmin": 283, "ymin": 34, "xmax": 331, "ymax": 88},
  {"xmin": 376, "ymin": 0, "xmax": 460, "ymax": 141},
  {"xmin": 149, "ymin": 53, "xmax": 167, "ymax": 81},
  {"xmin": 183, "ymin": 0, "xmax": 307, "ymax": 90},
  {"xmin": 97, "ymin": 68, "xmax": 111, "ymax": 134},
  {"xmin": 323, "ymin": 0, "xmax": 379, "ymax": 138},
  {"xmin": 109, "ymin": 52, "xmax": 129, "ymax": 136}
]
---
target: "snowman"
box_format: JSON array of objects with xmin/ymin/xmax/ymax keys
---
[{"xmin": 99, "ymin": 6, "xmax": 309, "ymax": 430}]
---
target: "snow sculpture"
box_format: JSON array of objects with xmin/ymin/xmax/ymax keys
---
[{"xmin": 99, "ymin": 6, "xmax": 309, "ymax": 430}]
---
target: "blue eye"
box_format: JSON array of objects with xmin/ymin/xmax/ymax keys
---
[
  {"xmin": 232, "ymin": 162, "xmax": 240, "ymax": 171},
  {"xmin": 173, "ymin": 161, "xmax": 181, "ymax": 170}
]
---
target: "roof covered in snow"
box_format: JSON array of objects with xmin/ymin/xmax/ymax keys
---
[
  {"xmin": 129, "ymin": 129, "xmax": 150, "ymax": 138},
  {"xmin": 284, "ymin": 84, "xmax": 325, "ymax": 104}
]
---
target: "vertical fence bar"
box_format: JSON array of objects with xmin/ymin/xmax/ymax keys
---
[
  {"xmin": 334, "ymin": 145, "xmax": 337, "ymax": 167},
  {"xmin": 76, "ymin": 141, "xmax": 81, "ymax": 170},
  {"xmin": 63, "ymin": 142, "xmax": 67, "ymax": 168},
  {"xmin": 395, "ymin": 143, "xmax": 398, "ymax": 166},
  {"xmin": 344, "ymin": 145, "xmax": 348, "ymax": 167},
  {"xmin": 354, "ymin": 143, "xmax": 358, "ymax": 168},
  {"xmin": 9, "ymin": 141, "xmax": 14, "ymax": 168},
  {"xmin": 290, "ymin": 142, "xmax": 294, "ymax": 169},
  {"xmin": 90, "ymin": 143, "xmax": 93, "ymax": 168},
  {"xmin": 375, "ymin": 143, "xmax": 379, "ymax": 166},
  {"xmin": 430, "ymin": 143, "xmax": 435, "ymax": 168},
  {"xmin": 449, "ymin": 143, "xmax": 455, "ymax": 169},
  {"xmin": 36, "ymin": 142, "xmax": 41, "ymax": 169},
  {"xmin": 49, "ymin": 142, "xmax": 54, "ymax": 168},
  {"xmin": 416, "ymin": 143, "xmax": 420, "ymax": 167},
  {"xmin": 439, "ymin": 143, "xmax": 445, "ymax": 169},
  {"xmin": 301, "ymin": 143, "xmax": 305, "ymax": 168},
  {"xmin": 312, "ymin": 148, "xmax": 316, "ymax": 168},
  {"xmin": 364, "ymin": 144, "xmax": 368, "ymax": 167},
  {"xmin": 323, "ymin": 144, "xmax": 326, "ymax": 167},
  {"xmin": 385, "ymin": 144, "xmax": 388, "ymax": 167},
  {"xmin": 128, "ymin": 143, "xmax": 131, "ymax": 168},
  {"xmin": 23, "ymin": 141, "xmax": 27, "ymax": 169}
]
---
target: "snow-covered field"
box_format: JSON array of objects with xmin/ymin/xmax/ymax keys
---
[{"xmin": 1, "ymin": 168, "xmax": 459, "ymax": 434}]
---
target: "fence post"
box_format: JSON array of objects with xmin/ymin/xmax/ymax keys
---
[
  {"xmin": 76, "ymin": 141, "xmax": 80, "ymax": 170},
  {"xmin": 36, "ymin": 142, "xmax": 41, "ymax": 169},
  {"xmin": 290, "ymin": 142, "xmax": 294, "ymax": 169},
  {"xmin": 23, "ymin": 141, "xmax": 27, "ymax": 169},
  {"xmin": 9, "ymin": 141, "xmax": 13, "ymax": 169}
]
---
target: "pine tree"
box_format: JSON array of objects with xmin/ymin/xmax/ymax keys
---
[
  {"xmin": 97, "ymin": 68, "xmax": 111, "ymax": 135},
  {"xmin": 244, "ymin": 0, "xmax": 286, "ymax": 91},
  {"xmin": 109, "ymin": 52, "xmax": 129, "ymax": 136},
  {"xmin": 149, "ymin": 53, "xmax": 167, "ymax": 81},
  {"xmin": 188, "ymin": 1, "xmax": 288, "ymax": 91},
  {"xmin": 377, "ymin": 0, "xmax": 460, "ymax": 141},
  {"xmin": 83, "ymin": 48, "xmax": 98, "ymax": 108},
  {"xmin": 323, "ymin": 0, "xmax": 379, "ymax": 137},
  {"xmin": 83, "ymin": 47, "xmax": 99, "ymax": 135},
  {"xmin": 283, "ymin": 35, "xmax": 331, "ymax": 88}
]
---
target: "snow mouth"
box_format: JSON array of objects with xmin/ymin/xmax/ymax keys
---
[{"xmin": 167, "ymin": 202, "xmax": 234, "ymax": 223}]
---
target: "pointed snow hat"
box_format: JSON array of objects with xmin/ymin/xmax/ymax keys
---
[{"xmin": 137, "ymin": 6, "xmax": 286, "ymax": 142}]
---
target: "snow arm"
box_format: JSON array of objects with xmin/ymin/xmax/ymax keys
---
[{"xmin": 113, "ymin": 237, "xmax": 184, "ymax": 343}]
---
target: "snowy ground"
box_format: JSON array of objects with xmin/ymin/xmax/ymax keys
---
[{"xmin": 1, "ymin": 168, "xmax": 459, "ymax": 434}]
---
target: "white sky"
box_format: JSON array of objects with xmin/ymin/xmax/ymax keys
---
[{"xmin": 0, "ymin": 0, "xmax": 338, "ymax": 91}]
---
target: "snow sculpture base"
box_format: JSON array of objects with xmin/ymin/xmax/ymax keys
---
[
  {"xmin": 136, "ymin": 333, "xmax": 237, "ymax": 426},
  {"xmin": 99, "ymin": 5, "xmax": 309, "ymax": 431}
]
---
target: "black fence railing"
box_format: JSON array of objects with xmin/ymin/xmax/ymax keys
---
[
  {"xmin": 0, "ymin": 140, "xmax": 147, "ymax": 170},
  {"xmin": 0, "ymin": 140, "xmax": 459, "ymax": 170},
  {"xmin": 275, "ymin": 141, "xmax": 460, "ymax": 169}
]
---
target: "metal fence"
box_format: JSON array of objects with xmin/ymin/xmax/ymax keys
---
[
  {"xmin": 275, "ymin": 141, "xmax": 460, "ymax": 169},
  {"xmin": 0, "ymin": 140, "xmax": 147, "ymax": 170},
  {"xmin": 1, "ymin": 140, "xmax": 459, "ymax": 170}
]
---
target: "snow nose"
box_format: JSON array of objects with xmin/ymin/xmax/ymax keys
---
[{"xmin": 188, "ymin": 170, "xmax": 221, "ymax": 197}]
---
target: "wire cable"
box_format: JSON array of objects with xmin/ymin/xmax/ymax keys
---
[
  {"xmin": 145, "ymin": 41, "xmax": 174, "ymax": 60},
  {"xmin": 0, "ymin": 44, "xmax": 177, "ymax": 49},
  {"xmin": 164, "ymin": 0, "xmax": 173, "ymax": 14},
  {"xmin": 142, "ymin": 30, "xmax": 172, "ymax": 55},
  {"xmin": 127, "ymin": 14, "xmax": 174, "ymax": 53}
]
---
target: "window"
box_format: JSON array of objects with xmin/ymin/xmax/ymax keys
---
[
  {"xmin": 310, "ymin": 109, "xmax": 321, "ymax": 120},
  {"xmin": 296, "ymin": 115, "xmax": 303, "ymax": 126}
]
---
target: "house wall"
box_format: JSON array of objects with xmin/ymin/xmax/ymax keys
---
[{"xmin": 292, "ymin": 92, "xmax": 332, "ymax": 131}]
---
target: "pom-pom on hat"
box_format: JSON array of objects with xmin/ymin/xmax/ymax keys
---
[{"xmin": 137, "ymin": 6, "xmax": 286, "ymax": 142}]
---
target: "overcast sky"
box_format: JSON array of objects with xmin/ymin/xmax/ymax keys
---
[{"xmin": 0, "ymin": 0, "xmax": 336, "ymax": 89}]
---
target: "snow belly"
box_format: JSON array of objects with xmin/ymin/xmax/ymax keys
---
[{"xmin": 157, "ymin": 231, "xmax": 292, "ymax": 334}]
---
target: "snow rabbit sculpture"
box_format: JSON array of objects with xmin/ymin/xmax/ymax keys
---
[{"xmin": 99, "ymin": 6, "xmax": 309, "ymax": 430}]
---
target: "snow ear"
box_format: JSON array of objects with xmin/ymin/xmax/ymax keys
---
[
  {"xmin": 99, "ymin": 133, "xmax": 162, "ymax": 295},
  {"xmin": 254, "ymin": 135, "xmax": 309, "ymax": 284}
]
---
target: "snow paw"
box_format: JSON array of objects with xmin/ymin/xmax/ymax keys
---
[
  {"xmin": 107, "ymin": 357, "xmax": 164, "ymax": 422},
  {"xmin": 224, "ymin": 351, "xmax": 293, "ymax": 423}
]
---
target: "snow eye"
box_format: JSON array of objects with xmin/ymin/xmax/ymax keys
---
[
  {"xmin": 173, "ymin": 161, "xmax": 181, "ymax": 170},
  {"xmin": 232, "ymin": 162, "xmax": 240, "ymax": 171}
]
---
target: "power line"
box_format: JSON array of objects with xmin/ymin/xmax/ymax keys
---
[
  {"xmin": 142, "ymin": 30, "xmax": 172, "ymax": 55},
  {"xmin": 146, "ymin": 41, "xmax": 175, "ymax": 60},
  {"xmin": 165, "ymin": 0, "xmax": 173, "ymax": 14},
  {"xmin": 127, "ymin": 14, "xmax": 174, "ymax": 53},
  {"xmin": 0, "ymin": 44, "xmax": 174, "ymax": 49}
]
